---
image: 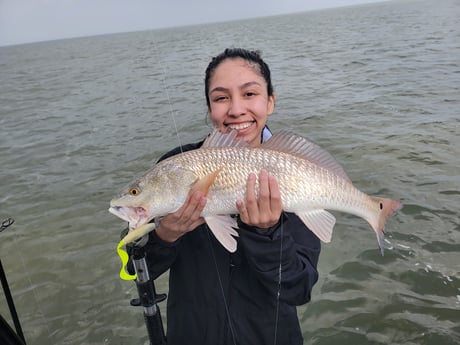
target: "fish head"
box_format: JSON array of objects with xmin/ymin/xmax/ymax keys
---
[{"xmin": 109, "ymin": 165, "xmax": 197, "ymax": 229}]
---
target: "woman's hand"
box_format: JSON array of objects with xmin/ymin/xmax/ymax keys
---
[
  {"xmin": 236, "ymin": 169, "xmax": 282, "ymax": 229},
  {"xmin": 155, "ymin": 191, "xmax": 207, "ymax": 243}
]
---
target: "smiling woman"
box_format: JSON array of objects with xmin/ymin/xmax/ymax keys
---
[
  {"xmin": 118, "ymin": 48, "xmax": 322, "ymax": 345},
  {"xmin": 205, "ymin": 48, "xmax": 275, "ymax": 146},
  {"xmin": 1, "ymin": 1, "xmax": 459, "ymax": 343}
]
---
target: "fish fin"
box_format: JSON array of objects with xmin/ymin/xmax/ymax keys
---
[
  {"xmin": 296, "ymin": 209, "xmax": 336, "ymax": 243},
  {"xmin": 189, "ymin": 168, "xmax": 223, "ymax": 196},
  {"xmin": 367, "ymin": 197, "xmax": 403, "ymax": 256},
  {"xmin": 203, "ymin": 128, "xmax": 249, "ymax": 148},
  {"xmin": 205, "ymin": 215, "xmax": 239, "ymax": 252},
  {"xmin": 262, "ymin": 131, "xmax": 351, "ymax": 183}
]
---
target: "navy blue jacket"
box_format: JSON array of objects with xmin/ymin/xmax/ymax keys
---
[{"xmin": 142, "ymin": 139, "xmax": 321, "ymax": 345}]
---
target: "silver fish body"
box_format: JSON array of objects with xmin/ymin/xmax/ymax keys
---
[{"xmin": 109, "ymin": 129, "xmax": 402, "ymax": 253}]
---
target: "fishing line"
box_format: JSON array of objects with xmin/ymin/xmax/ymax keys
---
[
  {"xmin": 273, "ymin": 215, "xmax": 284, "ymax": 345},
  {"xmin": 205, "ymin": 227, "xmax": 237, "ymax": 345},
  {"xmin": 147, "ymin": 33, "xmax": 283, "ymax": 344},
  {"xmin": 0, "ymin": 217, "xmax": 25, "ymax": 343},
  {"xmin": 114, "ymin": 30, "xmax": 190, "ymax": 341},
  {"xmin": 150, "ymin": 38, "xmax": 183, "ymax": 153},
  {"xmin": 5, "ymin": 218, "xmax": 55, "ymax": 344}
]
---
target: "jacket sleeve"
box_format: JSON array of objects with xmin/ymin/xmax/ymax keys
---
[
  {"xmin": 143, "ymin": 230, "xmax": 181, "ymax": 280},
  {"xmin": 237, "ymin": 212, "xmax": 321, "ymax": 305}
]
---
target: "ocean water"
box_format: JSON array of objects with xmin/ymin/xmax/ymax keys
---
[{"xmin": 1, "ymin": 0, "xmax": 459, "ymax": 344}]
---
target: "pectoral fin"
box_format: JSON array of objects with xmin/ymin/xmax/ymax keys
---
[
  {"xmin": 205, "ymin": 215, "xmax": 239, "ymax": 252},
  {"xmin": 189, "ymin": 168, "xmax": 222, "ymax": 196},
  {"xmin": 296, "ymin": 210, "xmax": 336, "ymax": 243}
]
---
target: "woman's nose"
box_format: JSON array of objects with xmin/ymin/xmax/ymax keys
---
[{"xmin": 228, "ymin": 97, "xmax": 245, "ymax": 116}]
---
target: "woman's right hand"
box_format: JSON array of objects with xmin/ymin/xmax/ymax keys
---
[{"xmin": 155, "ymin": 191, "xmax": 207, "ymax": 243}]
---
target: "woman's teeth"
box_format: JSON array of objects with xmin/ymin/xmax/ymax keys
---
[{"xmin": 228, "ymin": 122, "xmax": 252, "ymax": 130}]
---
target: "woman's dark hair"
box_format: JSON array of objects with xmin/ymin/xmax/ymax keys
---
[{"xmin": 204, "ymin": 48, "xmax": 274, "ymax": 108}]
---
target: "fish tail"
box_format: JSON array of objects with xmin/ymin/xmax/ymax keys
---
[{"xmin": 368, "ymin": 197, "xmax": 403, "ymax": 256}]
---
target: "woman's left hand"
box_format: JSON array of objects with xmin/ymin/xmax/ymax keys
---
[{"xmin": 236, "ymin": 169, "xmax": 282, "ymax": 229}]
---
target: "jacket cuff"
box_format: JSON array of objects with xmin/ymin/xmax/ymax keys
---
[
  {"xmin": 237, "ymin": 213, "xmax": 288, "ymax": 239},
  {"xmin": 149, "ymin": 228, "xmax": 181, "ymax": 247}
]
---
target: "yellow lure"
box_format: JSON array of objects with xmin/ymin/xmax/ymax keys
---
[{"xmin": 116, "ymin": 223, "xmax": 157, "ymax": 281}]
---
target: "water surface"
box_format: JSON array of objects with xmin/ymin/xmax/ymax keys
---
[{"xmin": 0, "ymin": 0, "xmax": 459, "ymax": 344}]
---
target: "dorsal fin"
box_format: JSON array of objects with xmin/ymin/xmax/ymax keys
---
[
  {"xmin": 202, "ymin": 128, "xmax": 249, "ymax": 148},
  {"xmin": 261, "ymin": 131, "xmax": 351, "ymax": 182}
]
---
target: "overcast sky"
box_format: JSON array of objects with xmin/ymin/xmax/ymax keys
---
[{"xmin": 0, "ymin": 0, "xmax": 387, "ymax": 47}]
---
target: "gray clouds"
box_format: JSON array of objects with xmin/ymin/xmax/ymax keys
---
[{"xmin": 0, "ymin": 0, "xmax": 388, "ymax": 46}]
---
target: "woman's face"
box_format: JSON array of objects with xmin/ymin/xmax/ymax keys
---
[{"xmin": 207, "ymin": 58, "xmax": 275, "ymax": 147}]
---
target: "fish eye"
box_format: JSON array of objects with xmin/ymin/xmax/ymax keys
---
[{"xmin": 129, "ymin": 187, "xmax": 141, "ymax": 196}]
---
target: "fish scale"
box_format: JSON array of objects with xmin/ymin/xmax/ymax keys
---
[{"xmin": 110, "ymin": 129, "xmax": 402, "ymax": 254}]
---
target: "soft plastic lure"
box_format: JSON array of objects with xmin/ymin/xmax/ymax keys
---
[{"xmin": 116, "ymin": 223, "xmax": 156, "ymax": 280}]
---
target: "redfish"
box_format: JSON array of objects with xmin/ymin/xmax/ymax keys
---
[{"xmin": 109, "ymin": 129, "xmax": 402, "ymax": 254}]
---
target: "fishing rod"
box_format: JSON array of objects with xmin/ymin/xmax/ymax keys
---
[
  {"xmin": 124, "ymin": 232, "xmax": 167, "ymax": 345},
  {"xmin": 0, "ymin": 217, "xmax": 27, "ymax": 345}
]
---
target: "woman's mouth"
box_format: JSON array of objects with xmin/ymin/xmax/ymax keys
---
[{"xmin": 226, "ymin": 121, "xmax": 255, "ymax": 131}]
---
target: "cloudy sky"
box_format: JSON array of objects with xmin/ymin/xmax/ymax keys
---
[{"xmin": 0, "ymin": 0, "xmax": 387, "ymax": 46}]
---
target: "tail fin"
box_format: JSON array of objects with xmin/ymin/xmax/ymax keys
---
[{"xmin": 368, "ymin": 197, "xmax": 403, "ymax": 256}]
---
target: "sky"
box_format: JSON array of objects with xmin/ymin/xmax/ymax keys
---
[{"xmin": 0, "ymin": 0, "xmax": 387, "ymax": 47}]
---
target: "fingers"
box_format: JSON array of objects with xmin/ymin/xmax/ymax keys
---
[
  {"xmin": 268, "ymin": 173, "xmax": 282, "ymax": 213},
  {"xmin": 258, "ymin": 170, "xmax": 271, "ymax": 215},
  {"xmin": 156, "ymin": 191, "xmax": 207, "ymax": 242},
  {"xmin": 245, "ymin": 172, "xmax": 258, "ymax": 210},
  {"xmin": 236, "ymin": 170, "xmax": 282, "ymax": 229},
  {"xmin": 236, "ymin": 196, "xmax": 249, "ymax": 224},
  {"xmin": 179, "ymin": 192, "xmax": 207, "ymax": 226}
]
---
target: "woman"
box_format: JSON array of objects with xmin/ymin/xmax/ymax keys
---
[{"xmin": 143, "ymin": 48, "xmax": 321, "ymax": 345}]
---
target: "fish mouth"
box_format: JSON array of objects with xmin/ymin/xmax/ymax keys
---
[{"xmin": 109, "ymin": 206, "xmax": 150, "ymax": 229}]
